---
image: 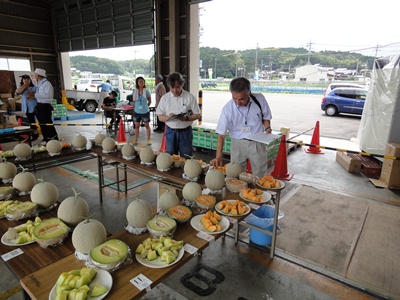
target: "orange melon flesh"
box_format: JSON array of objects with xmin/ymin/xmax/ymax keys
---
[{"xmin": 196, "ymin": 195, "xmax": 216, "ymax": 206}]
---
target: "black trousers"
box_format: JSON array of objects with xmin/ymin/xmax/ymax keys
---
[
  {"xmin": 35, "ymin": 103, "xmax": 58, "ymax": 141},
  {"xmin": 26, "ymin": 112, "xmax": 38, "ymax": 137}
]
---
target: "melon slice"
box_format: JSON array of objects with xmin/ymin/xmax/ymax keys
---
[
  {"xmin": 5, "ymin": 201, "xmax": 38, "ymax": 221},
  {"xmin": 91, "ymin": 284, "xmax": 108, "ymax": 297},
  {"xmin": 147, "ymin": 215, "xmax": 177, "ymax": 238},
  {"xmin": 167, "ymin": 205, "xmax": 192, "ymax": 223},
  {"xmin": 33, "ymin": 218, "xmax": 70, "ymax": 248},
  {"xmin": 0, "ymin": 186, "xmax": 15, "ymax": 200},
  {"xmin": 89, "ymin": 239, "xmax": 129, "ymax": 270}
]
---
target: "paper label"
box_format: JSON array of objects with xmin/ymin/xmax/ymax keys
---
[
  {"xmin": 196, "ymin": 231, "xmax": 215, "ymax": 244},
  {"xmin": 248, "ymin": 203, "xmax": 260, "ymax": 210},
  {"xmin": 130, "ymin": 274, "xmax": 153, "ymax": 291},
  {"xmin": 184, "ymin": 243, "xmax": 198, "ymax": 255},
  {"xmin": 1, "ymin": 248, "xmax": 23, "ymax": 261}
]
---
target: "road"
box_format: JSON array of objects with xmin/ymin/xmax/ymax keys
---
[{"xmin": 200, "ymin": 91, "xmax": 362, "ymax": 141}]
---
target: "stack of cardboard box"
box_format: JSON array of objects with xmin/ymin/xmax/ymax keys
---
[{"xmin": 371, "ymin": 142, "xmax": 400, "ymax": 189}]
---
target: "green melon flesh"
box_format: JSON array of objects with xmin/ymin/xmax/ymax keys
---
[
  {"xmin": 90, "ymin": 239, "xmax": 129, "ymax": 265},
  {"xmin": 147, "ymin": 216, "xmax": 176, "ymax": 232},
  {"xmin": 6, "ymin": 201, "xmax": 37, "ymax": 219},
  {"xmin": 33, "ymin": 218, "xmax": 69, "ymax": 240},
  {"xmin": 91, "ymin": 284, "xmax": 108, "ymax": 297},
  {"xmin": 0, "ymin": 186, "xmax": 15, "ymax": 200}
]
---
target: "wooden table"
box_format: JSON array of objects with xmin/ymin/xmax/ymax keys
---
[
  {"xmin": 0, "ymin": 128, "xmax": 33, "ymax": 146},
  {"xmin": 19, "ymin": 213, "xmax": 243, "ymax": 300}
]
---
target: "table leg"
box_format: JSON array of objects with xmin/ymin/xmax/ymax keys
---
[
  {"xmin": 124, "ymin": 164, "xmax": 128, "ymax": 194},
  {"xmin": 97, "ymin": 155, "xmax": 103, "ymax": 203},
  {"xmin": 270, "ymin": 190, "xmax": 281, "ymax": 259}
]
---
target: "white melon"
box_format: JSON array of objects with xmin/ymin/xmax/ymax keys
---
[
  {"xmin": 205, "ymin": 169, "xmax": 225, "ymax": 191},
  {"xmin": 0, "ymin": 161, "xmax": 17, "ymax": 180},
  {"xmin": 94, "ymin": 133, "xmax": 106, "ymax": 145},
  {"xmin": 225, "ymin": 161, "xmax": 243, "ymax": 178},
  {"xmin": 73, "ymin": 134, "xmax": 87, "ymax": 149},
  {"xmin": 31, "ymin": 180, "xmax": 59, "ymax": 208},
  {"xmin": 102, "ymin": 137, "xmax": 116, "ymax": 151},
  {"xmin": 13, "ymin": 143, "xmax": 31, "ymax": 159},
  {"xmin": 12, "ymin": 170, "xmax": 37, "ymax": 193},
  {"xmin": 184, "ymin": 158, "xmax": 202, "ymax": 178},
  {"xmin": 121, "ymin": 144, "xmax": 136, "ymax": 157},
  {"xmin": 46, "ymin": 140, "xmax": 62, "ymax": 154},
  {"xmin": 57, "ymin": 188, "xmax": 89, "ymax": 227},
  {"xmin": 126, "ymin": 199, "xmax": 153, "ymax": 228},
  {"xmin": 139, "ymin": 146, "xmax": 155, "ymax": 163},
  {"xmin": 72, "ymin": 219, "xmax": 107, "ymax": 254},
  {"xmin": 156, "ymin": 152, "xmax": 172, "ymax": 169},
  {"xmin": 182, "ymin": 182, "xmax": 202, "ymax": 202},
  {"xmin": 159, "ymin": 190, "xmax": 179, "ymax": 211}
]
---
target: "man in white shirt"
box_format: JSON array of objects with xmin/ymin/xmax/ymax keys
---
[
  {"xmin": 27, "ymin": 68, "xmax": 59, "ymax": 142},
  {"xmin": 153, "ymin": 74, "xmax": 166, "ymax": 133},
  {"xmin": 211, "ymin": 77, "xmax": 272, "ymax": 178}
]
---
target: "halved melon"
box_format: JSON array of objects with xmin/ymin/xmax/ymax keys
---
[
  {"xmin": 5, "ymin": 201, "xmax": 38, "ymax": 221},
  {"xmin": 167, "ymin": 205, "xmax": 192, "ymax": 223},
  {"xmin": 33, "ymin": 218, "xmax": 70, "ymax": 248},
  {"xmin": 89, "ymin": 239, "xmax": 129, "ymax": 270},
  {"xmin": 194, "ymin": 195, "xmax": 216, "ymax": 209}
]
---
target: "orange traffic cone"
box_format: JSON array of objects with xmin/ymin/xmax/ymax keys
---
[
  {"xmin": 117, "ymin": 118, "xmax": 126, "ymax": 143},
  {"xmin": 159, "ymin": 127, "xmax": 167, "ymax": 152},
  {"xmin": 270, "ymin": 134, "xmax": 293, "ymax": 180},
  {"xmin": 246, "ymin": 160, "xmax": 252, "ymax": 173},
  {"xmin": 18, "ymin": 117, "xmax": 23, "ymax": 126},
  {"xmin": 306, "ymin": 121, "xmax": 323, "ymax": 154}
]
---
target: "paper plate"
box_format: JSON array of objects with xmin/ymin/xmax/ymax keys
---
[
  {"xmin": 256, "ymin": 179, "xmax": 285, "ymax": 191},
  {"xmin": 239, "ymin": 191, "xmax": 272, "ymax": 204},
  {"xmin": 1, "ymin": 224, "xmax": 35, "ymax": 246},
  {"xmin": 190, "ymin": 214, "xmax": 230, "ymax": 235},
  {"xmin": 135, "ymin": 246, "xmax": 184, "ymax": 269},
  {"xmin": 215, "ymin": 199, "xmax": 251, "ymax": 216},
  {"xmin": 13, "ymin": 126, "xmax": 30, "ymax": 131}
]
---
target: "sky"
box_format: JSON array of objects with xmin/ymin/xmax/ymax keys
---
[{"xmin": 69, "ymin": 0, "xmax": 400, "ymax": 60}]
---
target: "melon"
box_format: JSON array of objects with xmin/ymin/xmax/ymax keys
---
[
  {"xmin": 139, "ymin": 146, "xmax": 155, "ymax": 163},
  {"xmin": 126, "ymin": 199, "xmax": 153, "ymax": 228},
  {"xmin": 0, "ymin": 186, "xmax": 15, "ymax": 200},
  {"xmin": 73, "ymin": 133, "xmax": 87, "ymax": 149},
  {"xmin": 205, "ymin": 169, "xmax": 225, "ymax": 191},
  {"xmin": 167, "ymin": 205, "xmax": 192, "ymax": 223},
  {"xmin": 225, "ymin": 161, "xmax": 243, "ymax": 178},
  {"xmin": 94, "ymin": 133, "xmax": 106, "ymax": 146},
  {"xmin": 72, "ymin": 219, "xmax": 107, "ymax": 254},
  {"xmin": 102, "ymin": 137, "xmax": 116, "ymax": 152},
  {"xmin": 5, "ymin": 201, "xmax": 38, "ymax": 221},
  {"xmin": 57, "ymin": 188, "xmax": 89, "ymax": 227},
  {"xmin": 147, "ymin": 215, "xmax": 177, "ymax": 238},
  {"xmin": 33, "ymin": 218, "xmax": 69, "ymax": 248},
  {"xmin": 12, "ymin": 168, "xmax": 37, "ymax": 194},
  {"xmin": 121, "ymin": 144, "xmax": 136, "ymax": 157},
  {"xmin": 195, "ymin": 194, "xmax": 216, "ymax": 209},
  {"xmin": 13, "ymin": 143, "xmax": 32, "ymax": 159},
  {"xmin": 91, "ymin": 284, "xmax": 108, "ymax": 297},
  {"xmin": 184, "ymin": 158, "xmax": 202, "ymax": 178},
  {"xmin": 30, "ymin": 179, "xmax": 59, "ymax": 208},
  {"xmin": 0, "ymin": 160, "xmax": 17, "ymax": 181},
  {"xmin": 156, "ymin": 152, "xmax": 173, "ymax": 169},
  {"xmin": 89, "ymin": 239, "xmax": 129, "ymax": 269},
  {"xmin": 182, "ymin": 182, "xmax": 202, "ymax": 202},
  {"xmin": 46, "ymin": 140, "xmax": 62, "ymax": 155},
  {"xmin": 159, "ymin": 189, "xmax": 179, "ymax": 211}
]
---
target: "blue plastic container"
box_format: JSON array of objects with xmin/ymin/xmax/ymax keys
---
[{"xmin": 248, "ymin": 205, "xmax": 275, "ymax": 246}]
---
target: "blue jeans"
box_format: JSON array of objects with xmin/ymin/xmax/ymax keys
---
[{"xmin": 165, "ymin": 126, "xmax": 193, "ymax": 158}]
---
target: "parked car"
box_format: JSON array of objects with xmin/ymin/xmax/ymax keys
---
[
  {"xmin": 323, "ymin": 82, "xmax": 366, "ymax": 96},
  {"xmin": 200, "ymin": 81, "xmax": 217, "ymax": 88},
  {"xmin": 321, "ymin": 88, "xmax": 368, "ymax": 116},
  {"xmin": 74, "ymin": 78, "xmax": 103, "ymax": 92}
]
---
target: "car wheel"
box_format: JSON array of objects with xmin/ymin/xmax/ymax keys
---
[
  {"xmin": 325, "ymin": 105, "xmax": 338, "ymax": 116},
  {"xmin": 84, "ymin": 100, "xmax": 97, "ymax": 113}
]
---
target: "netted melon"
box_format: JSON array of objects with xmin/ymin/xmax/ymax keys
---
[
  {"xmin": 225, "ymin": 161, "xmax": 243, "ymax": 178},
  {"xmin": 147, "ymin": 215, "xmax": 177, "ymax": 238},
  {"xmin": 0, "ymin": 160, "xmax": 17, "ymax": 181},
  {"xmin": 30, "ymin": 179, "xmax": 59, "ymax": 208},
  {"xmin": 33, "ymin": 218, "xmax": 69, "ymax": 248},
  {"xmin": 94, "ymin": 133, "xmax": 106, "ymax": 145},
  {"xmin": 156, "ymin": 152, "xmax": 172, "ymax": 170},
  {"xmin": 167, "ymin": 205, "xmax": 192, "ymax": 223},
  {"xmin": 13, "ymin": 143, "xmax": 31, "ymax": 159},
  {"xmin": 102, "ymin": 137, "xmax": 116, "ymax": 152},
  {"xmin": 182, "ymin": 182, "xmax": 202, "ymax": 202},
  {"xmin": 73, "ymin": 133, "xmax": 87, "ymax": 149},
  {"xmin": 126, "ymin": 199, "xmax": 153, "ymax": 228},
  {"xmin": 205, "ymin": 169, "xmax": 225, "ymax": 191},
  {"xmin": 159, "ymin": 189, "xmax": 179, "ymax": 211},
  {"xmin": 46, "ymin": 140, "xmax": 62, "ymax": 155},
  {"xmin": 57, "ymin": 188, "xmax": 89, "ymax": 227},
  {"xmin": 121, "ymin": 144, "xmax": 136, "ymax": 157},
  {"xmin": 12, "ymin": 168, "xmax": 37, "ymax": 194},
  {"xmin": 72, "ymin": 219, "xmax": 107, "ymax": 254},
  {"xmin": 184, "ymin": 158, "xmax": 202, "ymax": 178},
  {"xmin": 139, "ymin": 146, "xmax": 155, "ymax": 163}
]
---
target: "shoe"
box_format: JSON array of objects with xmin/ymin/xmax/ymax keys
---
[
  {"xmin": 133, "ymin": 140, "xmax": 138, "ymax": 145},
  {"xmin": 147, "ymin": 139, "xmax": 152, "ymax": 145},
  {"xmin": 140, "ymin": 123, "xmax": 145, "ymax": 127},
  {"xmin": 153, "ymin": 128, "xmax": 162, "ymax": 133}
]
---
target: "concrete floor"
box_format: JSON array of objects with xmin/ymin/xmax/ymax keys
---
[{"xmin": 1, "ymin": 113, "xmax": 399, "ymax": 300}]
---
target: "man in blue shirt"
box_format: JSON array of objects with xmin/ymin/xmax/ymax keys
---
[{"xmin": 97, "ymin": 80, "xmax": 113, "ymax": 113}]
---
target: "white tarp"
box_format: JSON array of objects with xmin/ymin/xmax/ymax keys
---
[{"xmin": 357, "ymin": 54, "xmax": 400, "ymax": 155}]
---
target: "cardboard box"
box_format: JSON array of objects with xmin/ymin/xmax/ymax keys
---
[
  {"xmin": 370, "ymin": 143, "xmax": 400, "ymax": 189},
  {"xmin": 336, "ymin": 152, "xmax": 362, "ymax": 173}
]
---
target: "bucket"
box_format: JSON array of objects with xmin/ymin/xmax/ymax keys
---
[{"xmin": 248, "ymin": 205, "xmax": 276, "ymax": 246}]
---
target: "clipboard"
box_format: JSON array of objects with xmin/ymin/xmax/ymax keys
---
[
  {"xmin": 245, "ymin": 132, "xmax": 280, "ymax": 144},
  {"xmin": 167, "ymin": 113, "xmax": 185, "ymax": 121}
]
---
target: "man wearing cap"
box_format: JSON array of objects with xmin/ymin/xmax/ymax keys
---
[
  {"xmin": 97, "ymin": 80, "xmax": 113, "ymax": 113},
  {"xmin": 153, "ymin": 74, "xmax": 166, "ymax": 133},
  {"xmin": 27, "ymin": 68, "xmax": 59, "ymax": 142}
]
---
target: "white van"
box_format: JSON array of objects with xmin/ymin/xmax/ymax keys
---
[
  {"xmin": 108, "ymin": 75, "xmax": 134, "ymax": 101},
  {"xmin": 323, "ymin": 82, "xmax": 366, "ymax": 96}
]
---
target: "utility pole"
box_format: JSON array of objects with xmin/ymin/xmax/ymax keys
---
[
  {"xmin": 269, "ymin": 52, "xmax": 272, "ymax": 79},
  {"xmin": 255, "ymin": 43, "xmax": 259, "ymax": 74},
  {"xmin": 214, "ymin": 58, "xmax": 218, "ymax": 79},
  {"xmin": 374, "ymin": 45, "xmax": 380, "ymax": 58},
  {"xmin": 306, "ymin": 40, "xmax": 314, "ymax": 64}
]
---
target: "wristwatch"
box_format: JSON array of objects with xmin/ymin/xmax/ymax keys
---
[{"xmin": 265, "ymin": 127, "xmax": 271, "ymax": 132}]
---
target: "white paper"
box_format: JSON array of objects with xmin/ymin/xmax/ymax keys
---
[
  {"xmin": 1, "ymin": 248, "xmax": 23, "ymax": 261},
  {"xmin": 245, "ymin": 132, "xmax": 280, "ymax": 144},
  {"xmin": 130, "ymin": 274, "xmax": 153, "ymax": 291}
]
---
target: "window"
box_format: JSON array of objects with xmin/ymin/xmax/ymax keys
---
[{"xmin": 0, "ymin": 57, "xmax": 30, "ymax": 71}]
